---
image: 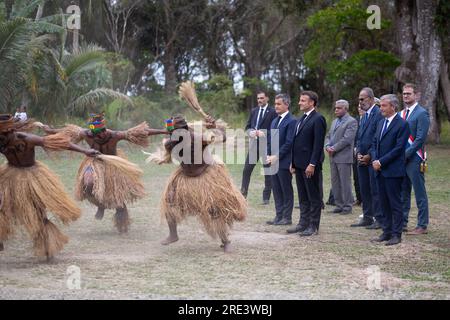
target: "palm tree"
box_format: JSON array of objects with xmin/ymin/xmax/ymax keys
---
[
  {"xmin": 32, "ymin": 44, "xmax": 132, "ymax": 119},
  {"xmin": 0, "ymin": 16, "xmax": 61, "ymax": 111},
  {"xmin": 0, "ymin": 0, "xmax": 131, "ymax": 118}
]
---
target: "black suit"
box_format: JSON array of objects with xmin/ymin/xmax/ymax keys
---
[
  {"xmin": 292, "ymin": 110, "xmax": 327, "ymax": 231},
  {"xmin": 241, "ymin": 105, "xmax": 278, "ymax": 201}
]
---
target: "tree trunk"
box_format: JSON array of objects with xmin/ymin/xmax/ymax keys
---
[
  {"xmin": 395, "ymin": 0, "xmax": 443, "ymax": 144},
  {"xmin": 163, "ymin": 43, "xmax": 178, "ymax": 94},
  {"xmin": 415, "ymin": 0, "xmax": 442, "ymax": 144}
]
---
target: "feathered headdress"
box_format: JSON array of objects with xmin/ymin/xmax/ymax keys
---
[{"xmin": 178, "ymin": 81, "xmax": 209, "ymax": 118}]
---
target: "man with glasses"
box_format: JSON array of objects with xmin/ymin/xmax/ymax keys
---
[
  {"xmin": 400, "ymin": 83, "xmax": 430, "ymax": 235},
  {"xmin": 351, "ymin": 88, "xmax": 384, "ymax": 229}
]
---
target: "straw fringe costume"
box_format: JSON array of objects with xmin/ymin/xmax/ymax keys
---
[
  {"xmin": 51, "ymin": 118, "xmax": 149, "ymax": 233},
  {"xmin": 0, "ymin": 116, "xmax": 81, "ymax": 259},
  {"xmin": 147, "ymin": 118, "xmax": 247, "ymax": 249}
]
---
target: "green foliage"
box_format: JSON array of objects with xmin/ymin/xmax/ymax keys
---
[
  {"xmin": 11, "ymin": 0, "xmax": 43, "ymax": 19},
  {"xmin": 198, "ymin": 75, "xmax": 241, "ymax": 117},
  {"xmin": 104, "ymin": 94, "xmax": 188, "ymax": 130},
  {"xmin": 436, "ymin": 0, "xmax": 450, "ymax": 37},
  {"xmin": 304, "ymin": 0, "xmax": 397, "ymax": 104},
  {"xmin": 325, "ymin": 49, "xmax": 400, "ymax": 88},
  {"xmin": 104, "ymin": 52, "xmax": 136, "ymax": 92},
  {"xmin": 0, "ymin": 17, "xmax": 63, "ymax": 111}
]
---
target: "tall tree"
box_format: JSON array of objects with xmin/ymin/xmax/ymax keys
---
[{"xmin": 395, "ymin": 0, "xmax": 448, "ymax": 143}]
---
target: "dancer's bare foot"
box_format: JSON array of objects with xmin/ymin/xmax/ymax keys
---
[
  {"xmin": 95, "ymin": 207, "xmax": 105, "ymax": 220},
  {"xmin": 221, "ymin": 242, "xmax": 232, "ymax": 253},
  {"xmin": 161, "ymin": 235, "xmax": 178, "ymax": 245}
]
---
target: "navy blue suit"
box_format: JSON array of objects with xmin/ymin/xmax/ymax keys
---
[
  {"xmin": 241, "ymin": 106, "xmax": 278, "ymax": 201},
  {"xmin": 400, "ymin": 105, "xmax": 430, "ymax": 229},
  {"xmin": 356, "ymin": 105, "xmax": 384, "ymax": 222},
  {"xmin": 371, "ymin": 114, "xmax": 410, "ymax": 238},
  {"xmin": 291, "ymin": 110, "xmax": 327, "ymax": 230},
  {"xmin": 267, "ymin": 112, "xmax": 297, "ymax": 222}
]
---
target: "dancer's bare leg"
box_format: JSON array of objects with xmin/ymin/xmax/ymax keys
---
[
  {"xmin": 95, "ymin": 205, "xmax": 105, "ymax": 220},
  {"xmin": 218, "ymin": 228, "xmax": 231, "ymax": 253},
  {"xmin": 114, "ymin": 206, "xmax": 130, "ymax": 234},
  {"xmin": 161, "ymin": 219, "xmax": 178, "ymax": 245}
]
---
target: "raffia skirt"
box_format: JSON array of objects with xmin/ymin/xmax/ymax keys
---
[
  {"xmin": 161, "ymin": 164, "xmax": 247, "ymax": 239},
  {"xmin": 74, "ymin": 154, "xmax": 145, "ymax": 209},
  {"xmin": 0, "ymin": 162, "xmax": 81, "ymax": 257}
]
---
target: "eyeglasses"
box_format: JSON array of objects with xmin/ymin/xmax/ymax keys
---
[{"xmin": 402, "ymin": 92, "xmax": 413, "ymax": 96}]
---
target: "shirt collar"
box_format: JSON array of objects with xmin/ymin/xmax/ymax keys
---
[
  {"xmin": 279, "ymin": 111, "xmax": 289, "ymax": 119},
  {"xmin": 304, "ymin": 108, "xmax": 315, "ymax": 117},
  {"xmin": 406, "ymin": 102, "xmax": 418, "ymax": 113},
  {"xmin": 386, "ymin": 113, "xmax": 396, "ymax": 123},
  {"xmin": 366, "ymin": 104, "xmax": 377, "ymax": 116}
]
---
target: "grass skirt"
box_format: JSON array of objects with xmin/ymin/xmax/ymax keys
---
[
  {"xmin": 161, "ymin": 164, "xmax": 247, "ymax": 239},
  {"xmin": 0, "ymin": 162, "xmax": 81, "ymax": 257},
  {"xmin": 75, "ymin": 155, "xmax": 145, "ymax": 209}
]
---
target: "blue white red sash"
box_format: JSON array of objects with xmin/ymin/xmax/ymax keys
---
[{"xmin": 402, "ymin": 109, "xmax": 426, "ymax": 161}]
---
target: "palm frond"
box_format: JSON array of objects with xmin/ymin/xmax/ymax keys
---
[
  {"xmin": 64, "ymin": 45, "xmax": 106, "ymax": 79},
  {"xmin": 11, "ymin": 0, "xmax": 43, "ymax": 19},
  {"xmin": 0, "ymin": 17, "xmax": 61, "ymax": 111},
  {"xmin": 69, "ymin": 88, "xmax": 133, "ymax": 112}
]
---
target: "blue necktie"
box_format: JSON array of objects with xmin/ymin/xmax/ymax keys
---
[{"xmin": 380, "ymin": 119, "xmax": 389, "ymax": 138}]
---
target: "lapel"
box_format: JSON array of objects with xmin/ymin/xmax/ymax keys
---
[
  {"xmin": 296, "ymin": 110, "xmax": 316, "ymax": 136},
  {"xmin": 381, "ymin": 115, "xmax": 399, "ymax": 141},
  {"xmin": 279, "ymin": 112, "xmax": 291, "ymax": 129},
  {"xmin": 360, "ymin": 106, "xmax": 378, "ymax": 136},
  {"xmin": 333, "ymin": 114, "xmax": 348, "ymax": 133},
  {"xmin": 408, "ymin": 104, "xmax": 421, "ymax": 121}
]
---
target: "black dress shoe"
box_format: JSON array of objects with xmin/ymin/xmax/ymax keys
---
[
  {"xmin": 329, "ymin": 208, "xmax": 343, "ymax": 214},
  {"xmin": 261, "ymin": 200, "xmax": 270, "ymax": 205},
  {"xmin": 385, "ymin": 236, "xmax": 401, "ymax": 246},
  {"xmin": 366, "ymin": 221, "xmax": 382, "ymax": 230},
  {"xmin": 266, "ymin": 218, "xmax": 281, "ymax": 225},
  {"xmin": 371, "ymin": 233, "xmax": 391, "ymax": 242},
  {"xmin": 274, "ymin": 218, "xmax": 292, "ymax": 225},
  {"xmin": 287, "ymin": 224, "xmax": 307, "ymax": 234},
  {"xmin": 339, "ymin": 210, "xmax": 352, "ymax": 215},
  {"xmin": 300, "ymin": 226, "xmax": 318, "ymax": 237},
  {"xmin": 350, "ymin": 217, "xmax": 374, "ymax": 227}
]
